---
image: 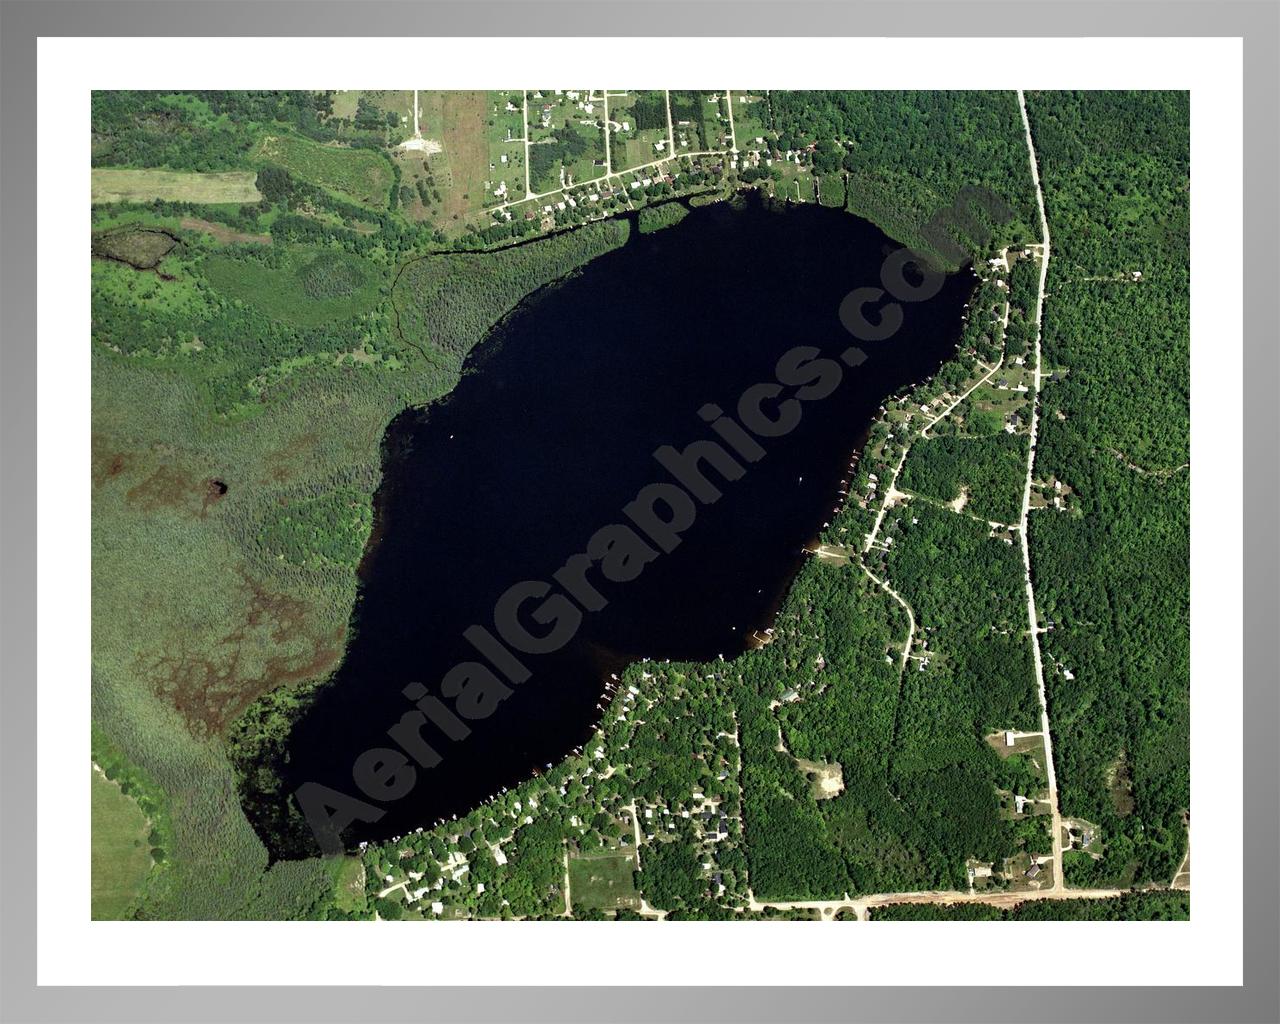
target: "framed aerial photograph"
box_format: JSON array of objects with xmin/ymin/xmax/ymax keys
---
[{"xmin": 4, "ymin": 4, "xmax": 1274, "ymax": 1022}]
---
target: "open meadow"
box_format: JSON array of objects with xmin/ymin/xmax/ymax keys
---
[{"xmin": 92, "ymin": 168, "xmax": 261, "ymax": 205}]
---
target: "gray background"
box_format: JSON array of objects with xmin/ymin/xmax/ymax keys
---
[{"xmin": 1, "ymin": 2, "xmax": 1275, "ymax": 1021}]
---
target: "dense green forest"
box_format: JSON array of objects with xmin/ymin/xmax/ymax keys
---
[
  {"xmin": 1026, "ymin": 91, "xmax": 1190, "ymax": 888},
  {"xmin": 870, "ymin": 890, "xmax": 1189, "ymax": 921},
  {"xmin": 736, "ymin": 554, "xmax": 1044, "ymax": 901},
  {"xmin": 637, "ymin": 200, "xmax": 689, "ymax": 234},
  {"xmin": 884, "ymin": 504, "xmax": 1040, "ymax": 742},
  {"xmin": 1003, "ymin": 250, "xmax": 1040, "ymax": 360},
  {"xmin": 766, "ymin": 91, "xmax": 1041, "ymax": 265},
  {"xmin": 391, "ymin": 220, "xmax": 630, "ymax": 359},
  {"xmin": 899, "ymin": 432, "xmax": 1028, "ymax": 524}
]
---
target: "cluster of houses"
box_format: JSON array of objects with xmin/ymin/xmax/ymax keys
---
[
  {"xmin": 529, "ymin": 89, "xmax": 599, "ymax": 131},
  {"xmin": 494, "ymin": 163, "xmax": 686, "ymax": 234}
]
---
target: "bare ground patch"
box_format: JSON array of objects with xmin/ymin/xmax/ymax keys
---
[
  {"xmin": 180, "ymin": 217, "xmax": 271, "ymax": 246},
  {"xmin": 795, "ymin": 757, "xmax": 845, "ymax": 800},
  {"xmin": 1106, "ymin": 752, "xmax": 1136, "ymax": 816}
]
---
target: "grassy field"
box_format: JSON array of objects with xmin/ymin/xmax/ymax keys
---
[
  {"xmin": 256, "ymin": 133, "xmax": 393, "ymax": 208},
  {"xmin": 91, "ymin": 169, "xmax": 261, "ymax": 205},
  {"xmin": 179, "ymin": 217, "xmax": 272, "ymax": 246},
  {"xmin": 730, "ymin": 92, "xmax": 772, "ymax": 152},
  {"xmin": 527, "ymin": 90, "xmax": 607, "ymax": 193},
  {"xmin": 668, "ymin": 91, "xmax": 719, "ymax": 153},
  {"xmin": 202, "ymin": 247, "xmax": 385, "ymax": 327},
  {"xmin": 416, "ymin": 91, "xmax": 492, "ymax": 231},
  {"xmin": 331, "ymin": 90, "xmax": 361, "ymax": 120},
  {"xmin": 91, "ymin": 766, "xmax": 153, "ymax": 920},
  {"xmin": 326, "ymin": 856, "xmax": 369, "ymax": 916},
  {"xmin": 568, "ymin": 852, "xmax": 640, "ymax": 913},
  {"xmin": 484, "ymin": 91, "xmax": 528, "ymax": 206},
  {"xmin": 607, "ymin": 92, "xmax": 670, "ymax": 171}
]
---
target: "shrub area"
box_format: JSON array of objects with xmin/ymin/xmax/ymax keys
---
[{"xmin": 392, "ymin": 219, "xmax": 630, "ymax": 360}]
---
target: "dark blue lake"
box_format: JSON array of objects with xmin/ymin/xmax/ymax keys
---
[{"xmin": 253, "ymin": 196, "xmax": 975, "ymax": 856}]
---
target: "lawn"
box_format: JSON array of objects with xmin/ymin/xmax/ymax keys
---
[
  {"xmin": 730, "ymin": 92, "xmax": 773, "ymax": 152},
  {"xmin": 485, "ymin": 89, "xmax": 529, "ymax": 205},
  {"xmin": 91, "ymin": 766, "xmax": 153, "ymax": 920},
  {"xmin": 608, "ymin": 91, "xmax": 671, "ymax": 171},
  {"xmin": 486, "ymin": 90, "xmax": 526, "ymax": 144},
  {"xmin": 527, "ymin": 89, "xmax": 607, "ymax": 193},
  {"xmin": 91, "ymin": 168, "xmax": 261, "ymax": 205},
  {"xmin": 704, "ymin": 93, "xmax": 733, "ymax": 150},
  {"xmin": 256, "ymin": 133, "xmax": 394, "ymax": 208},
  {"xmin": 668, "ymin": 91, "xmax": 719, "ymax": 153},
  {"xmin": 484, "ymin": 140, "xmax": 526, "ymax": 205},
  {"xmin": 568, "ymin": 852, "xmax": 640, "ymax": 913}
]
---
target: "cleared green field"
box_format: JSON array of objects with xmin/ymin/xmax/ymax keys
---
[
  {"xmin": 569, "ymin": 852, "xmax": 640, "ymax": 913},
  {"xmin": 608, "ymin": 91, "xmax": 670, "ymax": 171},
  {"xmin": 91, "ymin": 168, "xmax": 261, "ymax": 205},
  {"xmin": 730, "ymin": 92, "xmax": 772, "ymax": 151},
  {"xmin": 257, "ymin": 133, "xmax": 394, "ymax": 208},
  {"xmin": 91, "ymin": 767, "xmax": 153, "ymax": 920},
  {"xmin": 327, "ymin": 856, "xmax": 369, "ymax": 916},
  {"xmin": 203, "ymin": 246, "xmax": 385, "ymax": 326}
]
